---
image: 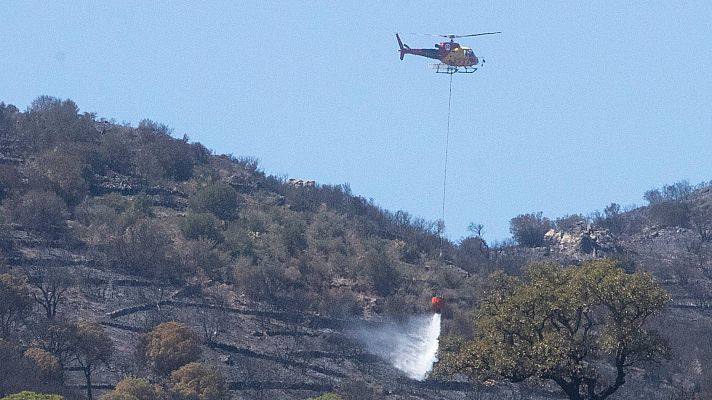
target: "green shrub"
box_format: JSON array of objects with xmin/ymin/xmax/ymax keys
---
[
  {"xmin": 18, "ymin": 96, "xmax": 95, "ymax": 153},
  {"xmin": 5, "ymin": 190, "xmax": 69, "ymax": 238},
  {"xmin": 180, "ymin": 213, "xmax": 223, "ymax": 242},
  {"xmin": 144, "ymin": 322, "xmax": 201, "ymax": 375},
  {"xmin": 105, "ymin": 377, "xmax": 166, "ymax": 400},
  {"xmin": 509, "ymin": 212, "xmax": 552, "ymax": 247},
  {"xmin": 362, "ymin": 242, "xmax": 400, "ymax": 296},
  {"xmin": 280, "ymin": 214, "xmax": 307, "ymax": 256},
  {"xmin": 97, "ymin": 130, "xmax": 133, "ymax": 175},
  {"xmin": 135, "ymin": 119, "xmax": 195, "ymax": 182},
  {"xmin": 182, "ymin": 238, "xmax": 230, "ymax": 281},
  {"xmin": 189, "ymin": 183, "xmax": 238, "ymax": 220},
  {"xmin": 106, "ymin": 219, "xmax": 180, "ymax": 281},
  {"xmin": 0, "ymin": 165, "xmax": 22, "ymax": 200},
  {"xmin": 98, "ymin": 393, "xmax": 137, "ymax": 400},
  {"xmin": 23, "ymin": 348, "xmax": 62, "ymax": 383},
  {"xmin": 0, "ymin": 274, "xmax": 32, "ymax": 338},
  {"xmin": 169, "ymin": 362, "xmax": 227, "ymax": 400},
  {"xmin": 33, "ymin": 148, "xmax": 91, "ymax": 205},
  {"xmin": 0, "ymin": 392, "xmax": 63, "ymax": 400}
]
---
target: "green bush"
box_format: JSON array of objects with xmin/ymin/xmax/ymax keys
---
[
  {"xmin": 189, "ymin": 183, "xmax": 238, "ymax": 220},
  {"xmin": 33, "ymin": 148, "xmax": 91, "ymax": 205},
  {"xmin": 280, "ymin": 214, "xmax": 307, "ymax": 256},
  {"xmin": 509, "ymin": 212, "xmax": 553, "ymax": 247},
  {"xmin": 104, "ymin": 377, "xmax": 166, "ymax": 400},
  {"xmin": 135, "ymin": 119, "xmax": 195, "ymax": 182},
  {"xmin": 98, "ymin": 393, "xmax": 138, "ymax": 400},
  {"xmin": 96, "ymin": 130, "xmax": 133, "ymax": 175},
  {"xmin": 151, "ymin": 138, "xmax": 195, "ymax": 182},
  {"xmin": 144, "ymin": 322, "xmax": 201, "ymax": 375},
  {"xmin": 180, "ymin": 213, "xmax": 223, "ymax": 242},
  {"xmin": 169, "ymin": 362, "xmax": 227, "ymax": 400},
  {"xmin": 18, "ymin": 96, "xmax": 95, "ymax": 153},
  {"xmin": 182, "ymin": 238, "xmax": 230, "ymax": 281},
  {"xmin": 106, "ymin": 219, "xmax": 180, "ymax": 281},
  {"xmin": 362, "ymin": 242, "xmax": 400, "ymax": 296},
  {"xmin": 0, "ymin": 103, "xmax": 19, "ymax": 141},
  {"xmin": 0, "ymin": 273, "xmax": 32, "ymax": 338},
  {"xmin": 5, "ymin": 190, "xmax": 69, "ymax": 238},
  {"xmin": 0, "ymin": 165, "xmax": 22, "ymax": 200},
  {"xmin": 454, "ymin": 236, "xmax": 488, "ymax": 273},
  {"xmin": 23, "ymin": 348, "xmax": 62, "ymax": 383},
  {"xmin": 0, "ymin": 392, "xmax": 63, "ymax": 400},
  {"xmin": 0, "ymin": 340, "xmax": 64, "ymax": 396}
]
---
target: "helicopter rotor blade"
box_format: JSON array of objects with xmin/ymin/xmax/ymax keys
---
[
  {"xmin": 455, "ymin": 32, "xmax": 502, "ymax": 38},
  {"xmin": 407, "ymin": 33, "xmax": 451, "ymax": 38},
  {"xmin": 407, "ymin": 32, "xmax": 502, "ymax": 39}
]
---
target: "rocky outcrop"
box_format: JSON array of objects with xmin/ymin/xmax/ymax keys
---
[
  {"xmin": 225, "ymin": 173, "xmax": 260, "ymax": 192},
  {"xmin": 544, "ymin": 221, "xmax": 616, "ymax": 258},
  {"xmin": 93, "ymin": 171, "xmax": 141, "ymax": 194},
  {"xmin": 92, "ymin": 171, "xmax": 187, "ymax": 208},
  {"xmin": 287, "ymin": 178, "xmax": 315, "ymax": 188}
]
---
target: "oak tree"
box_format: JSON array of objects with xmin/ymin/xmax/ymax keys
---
[
  {"xmin": 101, "ymin": 377, "xmax": 167, "ymax": 400},
  {"xmin": 0, "ymin": 273, "xmax": 32, "ymax": 338},
  {"xmin": 28, "ymin": 266, "xmax": 73, "ymax": 319},
  {"xmin": 169, "ymin": 362, "xmax": 228, "ymax": 400},
  {"xmin": 189, "ymin": 182, "xmax": 238, "ymax": 220},
  {"xmin": 509, "ymin": 212, "xmax": 552, "ymax": 247},
  {"xmin": 144, "ymin": 322, "xmax": 201, "ymax": 375},
  {"xmin": 23, "ymin": 347, "xmax": 62, "ymax": 384},
  {"xmin": 29, "ymin": 320, "xmax": 77, "ymax": 369},
  {"xmin": 436, "ymin": 260, "xmax": 670, "ymax": 400},
  {"xmin": 72, "ymin": 322, "xmax": 113, "ymax": 400}
]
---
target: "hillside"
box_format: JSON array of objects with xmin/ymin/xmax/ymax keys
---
[{"xmin": 0, "ymin": 97, "xmax": 711, "ymax": 400}]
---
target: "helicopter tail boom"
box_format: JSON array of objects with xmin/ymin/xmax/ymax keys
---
[{"xmin": 396, "ymin": 33, "xmax": 440, "ymax": 61}]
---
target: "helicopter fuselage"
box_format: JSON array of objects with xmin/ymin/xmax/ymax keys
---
[{"xmin": 397, "ymin": 34, "xmax": 479, "ymax": 67}]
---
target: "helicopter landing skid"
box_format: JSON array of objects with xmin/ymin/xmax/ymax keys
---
[
  {"xmin": 430, "ymin": 64, "xmax": 478, "ymax": 74},
  {"xmin": 430, "ymin": 59, "xmax": 485, "ymax": 74}
]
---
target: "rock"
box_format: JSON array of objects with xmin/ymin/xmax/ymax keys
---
[
  {"xmin": 93, "ymin": 171, "xmax": 141, "ymax": 194},
  {"xmin": 219, "ymin": 354, "xmax": 233, "ymax": 365},
  {"xmin": 545, "ymin": 222, "xmax": 615, "ymax": 258}
]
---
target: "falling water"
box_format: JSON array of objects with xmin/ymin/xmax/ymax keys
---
[{"xmin": 352, "ymin": 313, "xmax": 442, "ymax": 380}]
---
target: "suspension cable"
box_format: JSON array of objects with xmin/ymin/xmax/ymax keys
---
[{"xmin": 440, "ymin": 73, "xmax": 453, "ymax": 258}]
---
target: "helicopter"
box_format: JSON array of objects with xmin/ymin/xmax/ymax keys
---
[{"xmin": 396, "ymin": 32, "xmax": 500, "ymax": 74}]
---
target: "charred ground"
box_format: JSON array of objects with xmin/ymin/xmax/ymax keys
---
[{"xmin": 0, "ymin": 97, "xmax": 711, "ymax": 399}]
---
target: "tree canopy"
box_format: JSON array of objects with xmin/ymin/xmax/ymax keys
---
[
  {"xmin": 0, "ymin": 273, "xmax": 32, "ymax": 339},
  {"xmin": 436, "ymin": 260, "xmax": 670, "ymax": 400},
  {"xmin": 169, "ymin": 362, "xmax": 228, "ymax": 400},
  {"xmin": 189, "ymin": 182, "xmax": 238, "ymax": 220},
  {"xmin": 100, "ymin": 377, "xmax": 167, "ymax": 400},
  {"xmin": 144, "ymin": 322, "xmax": 201, "ymax": 375},
  {"xmin": 73, "ymin": 321, "xmax": 113, "ymax": 400}
]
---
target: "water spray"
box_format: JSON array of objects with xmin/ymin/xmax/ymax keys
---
[{"xmin": 352, "ymin": 312, "xmax": 442, "ymax": 380}]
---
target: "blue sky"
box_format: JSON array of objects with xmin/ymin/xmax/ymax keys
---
[{"xmin": 2, "ymin": 2, "xmax": 711, "ymax": 241}]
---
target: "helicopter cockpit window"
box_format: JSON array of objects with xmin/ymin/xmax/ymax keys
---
[{"xmin": 464, "ymin": 49, "xmax": 474, "ymax": 56}]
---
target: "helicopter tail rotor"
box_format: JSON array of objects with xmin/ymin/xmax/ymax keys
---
[{"xmin": 396, "ymin": 33, "xmax": 407, "ymax": 60}]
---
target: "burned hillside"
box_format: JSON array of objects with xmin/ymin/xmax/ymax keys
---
[{"xmin": 0, "ymin": 97, "xmax": 711, "ymax": 399}]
